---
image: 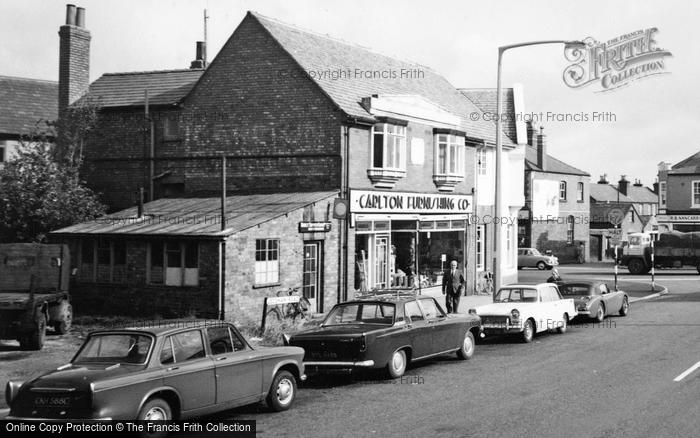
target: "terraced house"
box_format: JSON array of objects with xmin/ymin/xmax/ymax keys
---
[{"xmin": 51, "ymin": 7, "xmax": 524, "ymax": 319}]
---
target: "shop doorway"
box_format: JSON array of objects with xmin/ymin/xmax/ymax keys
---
[
  {"xmin": 373, "ymin": 235, "xmax": 389, "ymax": 288},
  {"xmin": 302, "ymin": 241, "xmax": 323, "ymax": 313}
]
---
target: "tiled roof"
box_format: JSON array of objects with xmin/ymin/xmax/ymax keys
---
[
  {"xmin": 590, "ymin": 202, "xmax": 636, "ymax": 224},
  {"xmin": 524, "ymin": 145, "xmax": 589, "ymax": 176},
  {"xmin": 0, "ymin": 75, "xmax": 58, "ymax": 135},
  {"xmin": 625, "ymin": 185, "xmax": 658, "ymax": 203},
  {"xmin": 250, "ymin": 12, "xmax": 514, "ymax": 146},
  {"xmin": 589, "ymin": 183, "xmax": 633, "ymax": 203},
  {"xmin": 672, "ymin": 151, "xmax": 700, "ymax": 169},
  {"xmin": 50, "ymin": 191, "xmax": 338, "ymax": 238},
  {"xmin": 82, "ymin": 69, "xmax": 204, "ymax": 108},
  {"xmin": 459, "ymin": 88, "xmax": 517, "ymax": 143}
]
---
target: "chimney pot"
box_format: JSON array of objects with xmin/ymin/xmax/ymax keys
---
[
  {"xmin": 76, "ymin": 7, "xmax": 85, "ymax": 27},
  {"xmin": 190, "ymin": 42, "xmax": 207, "ymax": 69},
  {"xmin": 65, "ymin": 4, "xmax": 76, "ymax": 25},
  {"xmin": 597, "ymin": 174, "xmax": 608, "ymax": 184}
]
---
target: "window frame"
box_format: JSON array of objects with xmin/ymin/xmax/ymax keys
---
[
  {"xmin": 255, "ymin": 238, "xmax": 280, "ymax": 286},
  {"xmin": 370, "ymin": 123, "xmax": 407, "ymax": 171},
  {"xmin": 477, "ymin": 148, "xmax": 487, "ymax": 176},
  {"xmin": 148, "ymin": 241, "xmax": 199, "ymax": 287},
  {"xmin": 476, "ymin": 225, "xmax": 485, "ymax": 271},
  {"xmin": 566, "ymin": 215, "xmax": 575, "ymax": 244},
  {"xmin": 435, "ymin": 133, "xmax": 466, "ymax": 177},
  {"xmin": 659, "ymin": 181, "xmax": 667, "ymax": 208},
  {"xmin": 577, "ymin": 182, "xmax": 584, "ymax": 202},
  {"xmin": 559, "ymin": 181, "xmax": 568, "ymax": 201},
  {"xmin": 692, "ymin": 180, "xmax": 700, "ymax": 208},
  {"xmin": 79, "ymin": 239, "xmax": 128, "ymax": 284}
]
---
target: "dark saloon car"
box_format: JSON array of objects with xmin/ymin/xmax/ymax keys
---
[
  {"xmin": 558, "ymin": 281, "xmax": 629, "ymax": 322},
  {"xmin": 6, "ymin": 320, "xmax": 305, "ymax": 422},
  {"xmin": 286, "ymin": 293, "xmax": 481, "ymax": 378}
]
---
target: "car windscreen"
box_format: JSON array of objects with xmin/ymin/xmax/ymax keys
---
[
  {"xmin": 74, "ymin": 333, "xmax": 152, "ymax": 364},
  {"xmin": 323, "ymin": 303, "xmax": 395, "ymax": 325},
  {"xmin": 559, "ymin": 284, "xmax": 593, "ymax": 296},
  {"xmin": 494, "ymin": 288, "xmax": 538, "ymax": 303},
  {"xmin": 531, "ymin": 249, "xmax": 542, "ymax": 255}
]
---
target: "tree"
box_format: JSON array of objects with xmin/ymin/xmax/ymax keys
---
[{"xmin": 0, "ymin": 103, "xmax": 106, "ymax": 243}]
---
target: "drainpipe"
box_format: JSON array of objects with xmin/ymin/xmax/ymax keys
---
[{"xmin": 219, "ymin": 155, "xmax": 227, "ymax": 320}]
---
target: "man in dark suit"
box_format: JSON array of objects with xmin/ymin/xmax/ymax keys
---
[{"xmin": 442, "ymin": 260, "xmax": 465, "ymax": 313}]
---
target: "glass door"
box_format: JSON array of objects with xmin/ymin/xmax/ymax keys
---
[
  {"xmin": 303, "ymin": 242, "xmax": 322, "ymax": 312},
  {"xmin": 374, "ymin": 235, "xmax": 389, "ymax": 289}
]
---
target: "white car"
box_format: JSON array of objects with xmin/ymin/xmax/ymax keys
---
[{"xmin": 469, "ymin": 283, "xmax": 577, "ymax": 343}]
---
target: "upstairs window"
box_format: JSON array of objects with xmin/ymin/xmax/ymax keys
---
[
  {"xmin": 659, "ymin": 181, "xmax": 667, "ymax": 208},
  {"xmin": 559, "ymin": 181, "xmax": 568, "ymax": 201},
  {"xmin": 436, "ymin": 134, "xmax": 465, "ymax": 176},
  {"xmin": 371, "ymin": 124, "xmax": 406, "ymax": 170},
  {"xmin": 477, "ymin": 148, "xmax": 487, "ymax": 176},
  {"xmin": 693, "ymin": 181, "xmax": 700, "ymax": 208},
  {"xmin": 163, "ymin": 115, "xmax": 180, "ymax": 140},
  {"xmin": 577, "ymin": 182, "xmax": 584, "ymax": 202}
]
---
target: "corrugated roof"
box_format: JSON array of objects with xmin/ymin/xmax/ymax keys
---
[
  {"xmin": 459, "ymin": 88, "xmax": 517, "ymax": 143},
  {"xmin": 524, "ymin": 145, "xmax": 589, "ymax": 176},
  {"xmin": 50, "ymin": 191, "xmax": 338, "ymax": 238},
  {"xmin": 0, "ymin": 75, "xmax": 58, "ymax": 135},
  {"xmin": 590, "ymin": 184, "xmax": 633, "ymax": 203},
  {"xmin": 83, "ymin": 69, "xmax": 204, "ymax": 108},
  {"xmin": 249, "ymin": 12, "xmax": 514, "ymax": 146}
]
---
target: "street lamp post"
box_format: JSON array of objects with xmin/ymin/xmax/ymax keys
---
[{"xmin": 493, "ymin": 40, "xmax": 585, "ymax": 292}]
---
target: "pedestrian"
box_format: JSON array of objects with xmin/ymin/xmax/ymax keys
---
[
  {"xmin": 577, "ymin": 242, "xmax": 585, "ymax": 264},
  {"xmin": 442, "ymin": 260, "xmax": 464, "ymax": 313}
]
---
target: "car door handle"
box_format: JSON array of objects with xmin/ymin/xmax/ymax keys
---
[
  {"xmin": 167, "ymin": 366, "xmax": 179, "ymax": 371},
  {"xmin": 216, "ymin": 356, "xmax": 227, "ymax": 361}
]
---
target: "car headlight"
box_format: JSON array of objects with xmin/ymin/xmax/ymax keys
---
[
  {"xmin": 282, "ymin": 333, "xmax": 291, "ymax": 346},
  {"xmin": 511, "ymin": 309, "xmax": 520, "ymax": 320},
  {"xmin": 468, "ymin": 308, "xmax": 477, "ymax": 315}
]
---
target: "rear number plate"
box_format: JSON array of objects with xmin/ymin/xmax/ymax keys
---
[{"xmin": 34, "ymin": 396, "xmax": 71, "ymax": 407}]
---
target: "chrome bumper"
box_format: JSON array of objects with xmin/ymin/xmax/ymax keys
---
[{"xmin": 304, "ymin": 360, "xmax": 375, "ymax": 367}]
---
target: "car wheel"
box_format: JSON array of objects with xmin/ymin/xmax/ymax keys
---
[
  {"xmin": 619, "ymin": 297, "xmax": 629, "ymax": 316},
  {"xmin": 456, "ymin": 331, "xmax": 475, "ymax": 360},
  {"xmin": 595, "ymin": 304, "xmax": 605, "ymax": 323},
  {"xmin": 628, "ymin": 258, "xmax": 646, "ymax": 275},
  {"xmin": 267, "ymin": 370, "xmax": 297, "ymax": 412},
  {"xmin": 387, "ymin": 349, "xmax": 407, "ymax": 378},
  {"xmin": 557, "ymin": 315, "xmax": 568, "ymax": 334},
  {"xmin": 52, "ymin": 300, "xmax": 73, "ymax": 335},
  {"xmin": 536, "ymin": 261, "xmax": 546, "ymax": 270},
  {"xmin": 20, "ymin": 312, "xmax": 46, "ymax": 351},
  {"xmin": 522, "ymin": 319, "xmax": 534, "ymax": 343},
  {"xmin": 138, "ymin": 398, "xmax": 172, "ymax": 438}
]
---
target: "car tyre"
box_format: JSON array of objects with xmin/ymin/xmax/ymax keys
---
[
  {"xmin": 628, "ymin": 258, "xmax": 646, "ymax": 275},
  {"xmin": 595, "ymin": 304, "xmax": 605, "ymax": 323},
  {"xmin": 557, "ymin": 315, "xmax": 568, "ymax": 334},
  {"xmin": 522, "ymin": 319, "xmax": 534, "ymax": 343},
  {"xmin": 619, "ymin": 297, "xmax": 629, "ymax": 316},
  {"xmin": 138, "ymin": 397, "xmax": 172, "ymax": 438},
  {"xmin": 52, "ymin": 300, "xmax": 73, "ymax": 335},
  {"xmin": 20, "ymin": 312, "xmax": 46, "ymax": 350},
  {"xmin": 456, "ymin": 331, "xmax": 475, "ymax": 360},
  {"xmin": 387, "ymin": 349, "xmax": 407, "ymax": 378},
  {"xmin": 536, "ymin": 261, "xmax": 546, "ymax": 270},
  {"xmin": 267, "ymin": 370, "xmax": 297, "ymax": 412}
]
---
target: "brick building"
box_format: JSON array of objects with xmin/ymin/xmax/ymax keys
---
[
  {"xmin": 589, "ymin": 203, "xmax": 645, "ymax": 261},
  {"xmin": 54, "ymin": 8, "xmax": 523, "ymax": 318},
  {"xmin": 519, "ymin": 124, "xmax": 590, "ymax": 263},
  {"xmin": 657, "ymin": 152, "xmax": 700, "ymax": 232}
]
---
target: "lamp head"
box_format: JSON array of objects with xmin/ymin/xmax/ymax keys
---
[{"xmin": 564, "ymin": 40, "xmax": 587, "ymax": 50}]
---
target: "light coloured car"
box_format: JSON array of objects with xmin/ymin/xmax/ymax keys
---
[
  {"xmin": 517, "ymin": 248, "xmax": 558, "ymax": 270},
  {"xmin": 558, "ymin": 281, "xmax": 629, "ymax": 322},
  {"xmin": 470, "ymin": 283, "xmax": 577, "ymax": 343}
]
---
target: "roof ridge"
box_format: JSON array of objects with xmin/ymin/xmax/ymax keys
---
[
  {"xmin": 102, "ymin": 68, "xmax": 204, "ymax": 77},
  {"xmin": 248, "ymin": 10, "xmax": 437, "ymax": 72},
  {"xmin": 0, "ymin": 75, "xmax": 57, "ymax": 84}
]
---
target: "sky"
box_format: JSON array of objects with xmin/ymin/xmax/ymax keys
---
[{"xmin": 1, "ymin": 0, "xmax": 698, "ymax": 186}]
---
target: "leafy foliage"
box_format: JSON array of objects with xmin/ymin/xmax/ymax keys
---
[{"xmin": 0, "ymin": 103, "xmax": 106, "ymax": 243}]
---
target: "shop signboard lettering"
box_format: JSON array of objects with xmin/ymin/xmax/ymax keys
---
[{"xmin": 350, "ymin": 190, "xmax": 471, "ymax": 214}]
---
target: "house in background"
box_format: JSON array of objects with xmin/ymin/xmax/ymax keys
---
[
  {"xmin": 589, "ymin": 202, "xmax": 645, "ymax": 261},
  {"xmin": 52, "ymin": 7, "xmax": 524, "ymax": 319},
  {"xmin": 0, "ymin": 75, "xmax": 58, "ymax": 169},
  {"xmin": 657, "ymin": 152, "xmax": 700, "ymax": 232}
]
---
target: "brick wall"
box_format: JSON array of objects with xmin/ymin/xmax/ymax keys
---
[
  {"xmin": 58, "ymin": 24, "xmax": 90, "ymax": 118},
  {"xmin": 223, "ymin": 197, "xmax": 340, "ymax": 319}
]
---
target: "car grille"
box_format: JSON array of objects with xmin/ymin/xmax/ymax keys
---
[
  {"xmin": 481, "ymin": 316, "xmax": 509, "ymax": 326},
  {"xmin": 12, "ymin": 390, "xmax": 92, "ymax": 419}
]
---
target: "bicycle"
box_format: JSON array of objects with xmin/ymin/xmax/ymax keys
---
[
  {"xmin": 476, "ymin": 271, "xmax": 494, "ymax": 295},
  {"xmin": 265, "ymin": 287, "xmax": 311, "ymax": 322}
]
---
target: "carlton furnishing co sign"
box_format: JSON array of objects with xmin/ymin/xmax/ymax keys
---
[{"xmin": 350, "ymin": 190, "xmax": 472, "ymax": 214}]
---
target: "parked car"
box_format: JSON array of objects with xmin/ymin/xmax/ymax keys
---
[
  {"xmin": 470, "ymin": 283, "xmax": 577, "ymax": 343},
  {"xmin": 286, "ymin": 292, "xmax": 482, "ymax": 378},
  {"xmin": 518, "ymin": 248, "xmax": 558, "ymax": 270},
  {"xmin": 558, "ymin": 281, "xmax": 629, "ymax": 322},
  {"xmin": 6, "ymin": 320, "xmax": 305, "ymax": 422}
]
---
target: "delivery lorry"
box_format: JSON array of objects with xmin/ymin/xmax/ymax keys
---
[
  {"xmin": 0, "ymin": 243, "xmax": 73, "ymax": 350},
  {"xmin": 620, "ymin": 231, "xmax": 700, "ymax": 274}
]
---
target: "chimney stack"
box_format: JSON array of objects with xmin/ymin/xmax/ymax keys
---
[
  {"xmin": 598, "ymin": 174, "xmax": 609, "ymax": 184},
  {"xmin": 58, "ymin": 4, "xmax": 91, "ymax": 120},
  {"xmin": 633, "ymin": 178, "xmax": 643, "ymax": 187},
  {"xmin": 526, "ymin": 121, "xmax": 535, "ymax": 147},
  {"xmin": 618, "ymin": 175, "xmax": 629, "ymax": 196},
  {"xmin": 653, "ymin": 180, "xmax": 659, "ymax": 194},
  {"xmin": 190, "ymin": 41, "xmax": 207, "ymax": 69},
  {"xmin": 536, "ymin": 126, "xmax": 547, "ymax": 171}
]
